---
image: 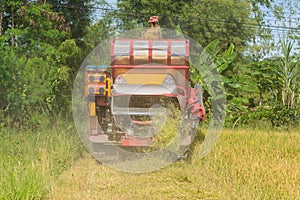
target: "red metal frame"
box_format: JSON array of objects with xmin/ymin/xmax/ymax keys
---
[
  {"xmin": 185, "ymin": 40, "xmax": 190, "ymax": 66},
  {"xmin": 188, "ymin": 88, "xmax": 206, "ymax": 122},
  {"xmin": 112, "ymin": 93, "xmax": 177, "ymax": 97},
  {"xmin": 110, "ymin": 39, "xmax": 115, "ymax": 66},
  {"xmin": 149, "ymin": 40, "xmax": 153, "ymax": 63},
  {"xmin": 167, "ymin": 40, "xmax": 171, "ymax": 65},
  {"xmin": 111, "ymin": 65, "xmax": 189, "ymax": 69},
  {"xmin": 130, "ymin": 40, "xmax": 134, "ymax": 64},
  {"xmin": 111, "ymin": 39, "xmax": 190, "ymax": 64},
  {"xmin": 110, "ymin": 38, "xmax": 190, "ymax": 84}
]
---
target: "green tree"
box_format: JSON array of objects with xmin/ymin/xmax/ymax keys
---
[
  {"xmin": 179, "ymin": 0, "xmax": 254, "ymax": 52},
  {"xmin": 0, "ymin": 1, "xmax": 80, "ymax": 127},
  {"xmin": 47, "ymin": 0, "xmax": 93, "ymax": 42},
  {"xmin": 247, "ymin": 60, "xmax": 277, "ymax": 106},
  {"xmin": 84, "ymin": 14, "xmax": 115, "ymax": 50}
]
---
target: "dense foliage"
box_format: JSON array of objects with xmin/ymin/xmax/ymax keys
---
[
  {"xmin": 0, "ymin": 0, "xmax": 299, "ymax": 128},
  {"xmin": 0, "ymin": 1, "xmax": 82, "ymax": 127}
]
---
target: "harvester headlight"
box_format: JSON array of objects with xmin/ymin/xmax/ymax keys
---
[
  {"xmin": 88, "ymin": 75, "xmax": 95, "ymax": 83},
  {"xmin": 99, "ymin": 75, "xmax": 105, "ymax": 83},
  {"xmin": 88, "ymin": 87, "xmax": 95, "ymax": 94},
  {"xmin": 99, "ymin": 87, "xmax": 105, "ymax": 95},
  {"xmin": 115, "ymin": 74, "xmax": 127, "ymax": 84},
  {"xmin": 162, "ymin": 75, "xmax": 175, "ymax": 85}
]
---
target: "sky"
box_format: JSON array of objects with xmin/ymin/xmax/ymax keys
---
[{"xmin": 260, "ymin": 0, "xmax": 300, "ymax": 57}]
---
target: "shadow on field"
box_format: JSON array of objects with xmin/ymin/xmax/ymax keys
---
[
  {"xmin": 92, "ymin": 128, "xmax": 206, "ymax": 168},
  {"xmin": 181, "ymin": 128, "xmax": 206, "ymax": 163}
]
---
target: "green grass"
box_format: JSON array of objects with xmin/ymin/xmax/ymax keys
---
[
  {"xmin": 0, "ymin": 120, "xmax": 84, "ymax": 200},
  {"xmin": 48, "ymin": 128, "xmax": 300, "ymax": 199}
]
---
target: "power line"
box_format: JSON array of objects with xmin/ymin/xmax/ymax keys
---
[
  {"xmin": 92, "ymin": 13, "xmax": 299, "ymax": 39},
  {"xmin": 262, "ymin": 17, "xmax": 300, "ymax": 24},
  {"xmin": 50, "ymin": 4, "xmax": 300, "ymax": 33},
  {"xmin": 46, "ymin": 3, "xmax": 300, "ymax": 40}
]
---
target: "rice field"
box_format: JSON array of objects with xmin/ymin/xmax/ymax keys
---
[{"xmin": 47, "ymin": 128, "xmax": 300, "ymax": 199}]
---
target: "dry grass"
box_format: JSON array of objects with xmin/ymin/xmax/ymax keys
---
[{"xmin": 48, "ymin": 128, "xmax": 300, "ymax": 199}]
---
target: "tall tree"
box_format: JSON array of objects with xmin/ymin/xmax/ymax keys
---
[
  {"xmin": 179, "ymin": 0, "xmax": 255, "ymax": 53},
  {"xmin": 47, "ymin": 0, "xmax": 93, "ymax": 43}
]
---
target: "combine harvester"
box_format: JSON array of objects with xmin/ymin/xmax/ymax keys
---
[{"xmin": 85, "ymin": 16, "xmax": 206, "ymax": 155}]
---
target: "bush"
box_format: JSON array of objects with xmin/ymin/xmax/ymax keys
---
[
  {"xmin": 270, "ymin": 105, "xmax": 299, "ymax": 128},
  {"xmin": 225, "ymin": 104, "xmax": 299, "ymax": 129}
]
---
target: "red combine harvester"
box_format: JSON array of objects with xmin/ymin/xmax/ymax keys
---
[{"xmin": 85, "ymin": 16, "xmax": 206, "ymax": 153}]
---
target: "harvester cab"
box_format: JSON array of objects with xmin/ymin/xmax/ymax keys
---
[{"xmin": 85, "ymin": 16, "xmax": 206, "ymax": 152}]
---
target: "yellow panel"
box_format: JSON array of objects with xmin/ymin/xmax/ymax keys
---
[
  {"xmin": 123, "ymin": 74, "xmax": 166, "ymax": 84},
  {"xmin": 89, "ymin": 102, "xmax": 96, "ymax": 116},
  {"xmin": 106, "ymin": 78, "xmax": 111, "ymax": 96}
]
